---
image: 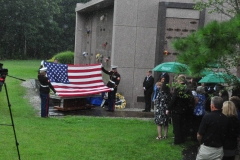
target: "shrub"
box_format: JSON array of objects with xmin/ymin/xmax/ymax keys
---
[{"xmin": 49, "ymin": 51, "xmax": 74, "ymax": 64}]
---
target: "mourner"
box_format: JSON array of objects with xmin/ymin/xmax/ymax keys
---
[
  {"xmin": 166, "ymin": 74, "xmax": 194, "ymax": 145},
  {"xmin": 38, "ymin": 67, "xmax": 56, "ymax": 117},
  {"xmin": 142, "ymin": 70, "xmax": 154, "ymax": 112},
  {"xmin": 196, "ymin": 96, "xmax": 228, "ymax": 160},
  {"xmin": 101, "ymin": 65, "xmax": 121, "ymax": 112}
]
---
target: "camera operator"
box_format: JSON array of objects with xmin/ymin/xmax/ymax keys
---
[{"xmin": 38, "ymin": 67, "xmax": 56, "ymax": 118}]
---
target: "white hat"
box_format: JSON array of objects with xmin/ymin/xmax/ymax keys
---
[
  {"xmin": 40, "ymin": 67, "xmax": 47, "ymax": 72},
  {"xmin": 111, "ymin": 65, "xmax": 118, "ymax": 69}
]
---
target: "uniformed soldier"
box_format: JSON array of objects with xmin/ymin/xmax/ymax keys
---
[
  {"xmin": 102, "ymin": 65, "xmax": 121, "ymax": 112},
  {"xmin": 38, "ymin": 67, "xmax": 56, "ymax": 117}
]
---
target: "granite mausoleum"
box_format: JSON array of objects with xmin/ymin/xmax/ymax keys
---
[{"xmin": 74, "ymin": 0, "xmax": 229, "ymax": 109}]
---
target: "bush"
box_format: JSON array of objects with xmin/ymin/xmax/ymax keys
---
[{"xmin": 49, "ymin": 51, "xmax": 74, "ymax": 64}]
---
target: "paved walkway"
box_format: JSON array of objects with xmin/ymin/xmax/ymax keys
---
[{"xmin": 49, "ymin": 106, "xmax": 154, "ymax": 119}]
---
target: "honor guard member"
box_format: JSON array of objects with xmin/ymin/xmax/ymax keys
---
[
  {"xmin": 102, "ymin": 65, "xmax": 121, "ymax": 112},
  {"xmin": 38, "ymin": 67, "xmax": 56, "ymax": 117}
]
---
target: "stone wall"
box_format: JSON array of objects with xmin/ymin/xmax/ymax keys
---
[{"xmin": 75, "ymin": 0, "xmax": 226, "ymax": 108}]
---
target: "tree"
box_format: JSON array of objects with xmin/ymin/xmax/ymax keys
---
[
  {"xmin": 54, "ymin": 0, "xmax": 90, "ymax": 53},
  {"xmin": 172, "ymin": 15, "xmax": 240, "ymax": 85},
  {"xmin": 194, "ymin": 0, "xmax": 240, "ymax": 18},
  {"xmin": 0, "ymin": 0, "xmax": 91, "ymax": 59},
  {"xmin": 171, "ymin": 0, "xmax": 240, "ymax": 84}
]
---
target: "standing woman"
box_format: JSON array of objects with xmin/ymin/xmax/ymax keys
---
[
  {"xmin": 222, "ymin": 101, "xmax": 240, "ymax": 160},
  {"xmin": 153, "ymin": 82, "xmax": 162, "ymax": 106},
  {"xmin": 229, "ymin": 96, "xmax": 240, "ymax": 160},
  {"xmin": 38, "ymin": 67, "xmax": 56, "ymax": 118},
  {"xmin": 192, "ymin": 86, "xmax": 206, "ymax": 141},
  {"xmin": 154, "ymin": 83, "xmax": 171, "ymax": 140},
  {"xmin": 152, "ymin": 77, "xmax": 165, "ymax": 103},
  {"xmin": 166, "ymin": 75, "xmax": 193, "ymax": 144}
]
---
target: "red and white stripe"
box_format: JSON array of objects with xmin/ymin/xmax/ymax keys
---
[{"xmin": 53, "ymin": 64, "xmax": 110, "ymax": 97}]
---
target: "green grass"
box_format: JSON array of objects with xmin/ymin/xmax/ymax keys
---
[{"xmin": 0, "ymin": 60, "xmax": 189, "ymax": 160}]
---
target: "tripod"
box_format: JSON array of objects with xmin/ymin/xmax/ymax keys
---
[{"xmin": 0, "ymin": 79, "xmax": 22, "ymax": 160}]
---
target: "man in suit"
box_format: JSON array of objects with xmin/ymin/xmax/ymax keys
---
[{"xmin": 143, "ymin": 70, "xmax": 154, "ymax": 112}]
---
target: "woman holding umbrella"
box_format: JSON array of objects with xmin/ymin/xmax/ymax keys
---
[
  {"xmin": 154, "ymin": 82, "xmax": 171, "ymax": 140},
  {"xmin": 166, "ymin": 75, "xmax": 195, "ymax": 145}
]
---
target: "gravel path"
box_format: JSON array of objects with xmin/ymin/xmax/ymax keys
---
[{"xmin": 21, "ymin": 79, "xmax": 41, "ymax": 112}]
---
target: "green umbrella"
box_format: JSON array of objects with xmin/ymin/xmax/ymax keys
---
[
  {"xmin": 199, "ymin": 68, "xmax": 214, "ymax": 76},
  {"xmin": 198, "ymin": 72, "xmax": 236, "ymax": 83},
  {"xmin": 153, "ymin": 62, "xmax": 190, "ymax": 74},
  {"xmin": 207, "ymin": 63, "xmax": 223, "ymax": 68}
]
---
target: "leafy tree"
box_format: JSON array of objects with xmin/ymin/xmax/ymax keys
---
[
  {"xmin": 171, "ymin": 0, "xmax": 240, "ymax": 85},
  {"xmin": 172, "ymin": 15, "xmax": 240, "ymax": 84},
  {"xmin": 0, "ymin": 0, "xmax": 91, "ymax": 59},
  {"xmin": 54, "ymin": 0, "xmax": 91, "ymax": 53},
  {"xmin": 0, "ymin": 0, "xmax": 62, "ymax": 59},
  {"xmin": 194, "ymin": 0, "xmax": 240, "ymax": 18}
]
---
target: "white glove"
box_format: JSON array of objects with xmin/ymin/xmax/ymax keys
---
[
  {"xmin": 55, "ymin": 92, "xmax": 58, "ymax": 96},
  {"xmin": 101, "ymin": 63, "xmax": 103, "ymax": 67},
  {"xmin": 110, "ymin": 88, "xmax": 114, "ymax": 91}
]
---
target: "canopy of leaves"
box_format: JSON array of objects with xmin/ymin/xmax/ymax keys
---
[
  {"xmin": 0, "ymin": 0, "xmax": 91, "ymax": 59},
  {"xmin": 194, "ymin": 0, "xmax": 240, "ymax": 18}
]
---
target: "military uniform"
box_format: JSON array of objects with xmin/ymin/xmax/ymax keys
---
[
  {"xmin": 38, "ymin": 67, "xmax": 56, "ymax": 117},
  {"xmin": 102, "ymin": 65, "xmax": 121, "ymax": 112}
]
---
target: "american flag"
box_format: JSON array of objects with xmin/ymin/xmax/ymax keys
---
[{"xmin": 43, "ymin": 61, "xmax": 110, "ymax": 97}]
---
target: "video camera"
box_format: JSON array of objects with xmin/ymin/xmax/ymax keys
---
[{"xmin": 0, "ymin": 63, "xmax": 8, "ymax": 91}]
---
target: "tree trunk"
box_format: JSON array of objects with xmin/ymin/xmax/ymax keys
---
[
  {"xmin": 237, "ymin": 63, "xmax": 240, "ymax": 78},
  {"xmin": 24, "ymin": 37, "xmax": 27, "ymax": 57}
]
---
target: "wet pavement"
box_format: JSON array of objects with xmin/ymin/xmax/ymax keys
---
[{"xmin": 49, "ymin": 105, "xmax": 154, "ymax": 119}]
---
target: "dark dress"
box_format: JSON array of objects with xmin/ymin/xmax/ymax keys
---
[
  {"xmin": 167, "ymin": 83, "xmax": 194, "ymax": 144},
  {"xmin": 154, "ymin": 90, "xmax": 171, "ymax": 126},
  {"xmin": 223, "ymin": 116, "xmax": 240, "ymax": 159}
]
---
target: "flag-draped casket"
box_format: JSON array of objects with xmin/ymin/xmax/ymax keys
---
[{"xmin": 43, "ymin": 61, "xmax": 111, "ymax": 98}]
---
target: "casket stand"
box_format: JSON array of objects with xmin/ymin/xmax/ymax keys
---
[{"xmin": 50, "ymin": 94, "xmax": 101, "ymax": 111}]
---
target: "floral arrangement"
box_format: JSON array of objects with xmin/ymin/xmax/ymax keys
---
[
  {"xmin": 96, "ymin": 53, "xmax": 103, "ymax": 63},
  {"xmin": 115, "ymin": 93, "xmax": 126, "ymax": 109}
]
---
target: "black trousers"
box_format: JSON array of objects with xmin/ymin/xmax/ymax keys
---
[
  {"xmin": 191, "ymin": 115, "xmax": 203, "ymax": 141},
  {"xmin": 172, "ymin": 113, "xmax": 188, "ymax": 144},
  {"xmin": 144, "ymin": 91, "xmax": 152, "ymax": 111},
  {"xmin": 108, "ymin": 89, "xmax": 116, "ymax": 111}
]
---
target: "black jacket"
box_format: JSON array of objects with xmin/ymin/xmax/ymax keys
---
[
  {"xmin": 168, "ymin": 83, "xmax": 194, "ymax": 114},
  {"xmin": 101, "ymin": 67, "xmax": 121, "ymax": 89},
  {"xmin": 143, "ymin": 75, "xmax": 154, "ymax": 94},
  {"xmin": 223, "ymin": 116, "xmax": 240, "ymax": 150},
  {"xmin": 38, "ymin": 75, "xmax": 56, "ymax": 94}
]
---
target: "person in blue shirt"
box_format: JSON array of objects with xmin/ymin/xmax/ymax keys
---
[
  {"xmin": 192, "ymin": 86, "xmax": 206, "ymax": 141},
  {"xmin": 152, "ymin": 77, "xmax": 165, "ymax": 102}
]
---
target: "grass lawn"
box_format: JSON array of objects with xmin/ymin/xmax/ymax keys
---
[{"xmin": 0, "ymin": 60, "xmax": 192, "ymax": 160}]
